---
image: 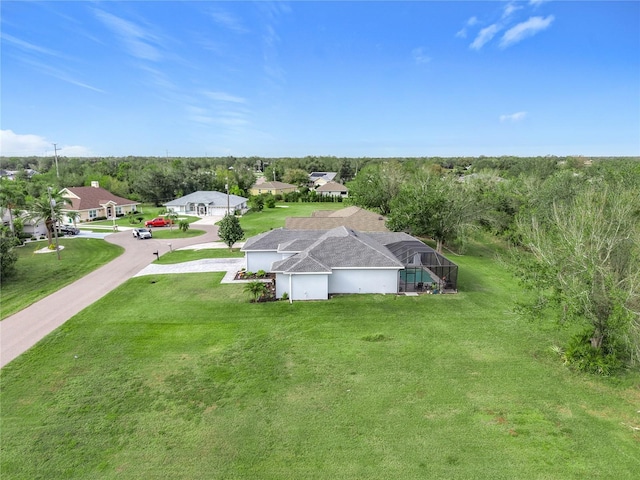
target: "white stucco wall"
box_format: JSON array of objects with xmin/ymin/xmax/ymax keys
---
[
  {"xmin": 328, "ymin": 269, "xmax": 399, "ymax": 295},
  {"xmin": 246, "ymin": 251, "xmax": 284, "ymax": 272},
  {"xmin": 276, "ymin": 273, "xmax": 329, "ymax": 300}
]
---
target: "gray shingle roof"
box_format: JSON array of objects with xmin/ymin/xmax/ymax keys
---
[
  {"xmin": 243, "ymin": 226, "xmax": 405, "ymax": 273},
  {"xmin": 241, "ymin": 229, "xmax": 322, "ymax": 251}
]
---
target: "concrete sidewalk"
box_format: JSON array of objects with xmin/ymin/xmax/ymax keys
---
[{"xmin": 134, "ymin": 258, "xmax": 245, "ymax": 283}]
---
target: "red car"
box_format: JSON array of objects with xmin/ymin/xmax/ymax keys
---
[{"xmin": 144, "ymin": 217, "xmax": 172, "ymax": 227}]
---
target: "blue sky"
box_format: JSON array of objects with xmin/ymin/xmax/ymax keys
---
[{"xmin": 1, "ymin": 1, "xmax": 638, "ymax": 158}]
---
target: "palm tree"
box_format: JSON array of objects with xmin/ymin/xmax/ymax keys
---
[
  {"xmin": 165, "ymin": 211, "xmax": 178, "ymax": 231},
  {"xmin": 26, "ymin": 190, "xmax": 70, "ymax": 247},
  {"xmin": 243, "ymin": 281, "xmax": 267, "ymax": 303}
]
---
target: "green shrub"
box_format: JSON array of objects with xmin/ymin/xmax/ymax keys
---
[
  {"xmin": 563, "ymin": 331, "xmax": 623, "ymax": 375},
  {"xmin": 256, "ymin": 270, "xmax": 266, "ymax": 278}
]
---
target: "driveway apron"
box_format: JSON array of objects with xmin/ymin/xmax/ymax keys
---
[{"xmin": 1, "ymin": 223, "xmax": 220, "ymax": 368}]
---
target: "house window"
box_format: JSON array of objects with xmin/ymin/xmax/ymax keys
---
[
  {"xmin": 116, "ymin": 206, "xmax": 122, "ymax": 215},
  {"xmin": 89, "ymin": 210, "xmax": 97, "ymax": 219}
]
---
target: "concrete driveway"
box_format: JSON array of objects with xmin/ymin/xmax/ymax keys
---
[{"xmin": 0, "ymin": 220, "xmax": 235, "ymax": 368}]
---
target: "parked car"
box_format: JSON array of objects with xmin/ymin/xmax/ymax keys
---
[
  {"xmin": 144, "ymin": 217, "xmax": 172, "ymax": 227},
  {"xmin": 132, "ymin": 228, "xmax": 153, "ymax": 239},
  {"xmin": 56, "ymin": 225, "xmax": 80, "ymax": 236}
]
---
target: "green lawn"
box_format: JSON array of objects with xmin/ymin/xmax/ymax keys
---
[
  {"xmin": 239, "ymin": 202, "xmax": 346, "ymax": 238},
  {"xmin": 0, "ymin": 239, "xmax": 123, "ymax": 320},
  {"xmin": 2, "ymin": 241, "xmax": 638, "ymax": 479}
]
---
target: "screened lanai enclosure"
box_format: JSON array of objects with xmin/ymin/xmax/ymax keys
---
[{"xmin": 386, "ymin": 240, "xmax": 458, "ymax": 293}]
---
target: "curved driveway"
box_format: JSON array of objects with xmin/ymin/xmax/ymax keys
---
[{"xmin": 1, "ymin": 222, "xmax": 221, "ymax": 368}]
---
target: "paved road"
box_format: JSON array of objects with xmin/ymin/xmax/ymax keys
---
[{"xmin": 0, "ymin": 221, "xmax": 224, "ymax": 368}]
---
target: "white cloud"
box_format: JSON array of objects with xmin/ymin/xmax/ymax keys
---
[
  {"xmin": 455, "ymin": 16, "xmax": 478, "ymax": 38},
  {"xmin": 412, "ymin": 47, "xmax": 431, "ymax": 65},
  {"xmin": 470, "ymin": 24, "xmax": 501, "ymax": 50},
  {"xmin": 1, "ymin": 33, "xmax": 65, "ymax": 58},
  {"xmin": 203, "ymin": 91, "xmax": 247, "ymax": 104},
  {"xmin": 502, "ymin": 3, "xmax": 523, "ymax": 19},
  {"xmin": 94, "ymin": 9, "xmax": 162, "ymax": 61},
  {"xmin": 208, "ymin": 9, "xmax": 248, "ymax": 34},
  {"xmin": 529, "ymin": 0, "xmax": 550, "ymax": 6},
  {"xmin": 500, "ymin": 111, "xmax": 528, "ymax": 122},
  {"xmin": 0, "ymin": 130, "xmax": 92, "ymax": 156},
  {"xmin": 500, "ymin": 15, "xmax": 554, "ymax": 48}
]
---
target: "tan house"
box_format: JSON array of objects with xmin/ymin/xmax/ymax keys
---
[
  {"xmin": 60, "ymin": 182, "xmax": 140, "ymax": 223},
  {"xmin": 316, "ymin": 181, "xmax": 348, "ymax": 198},
  {"xmin": 285, "ymin": 206, "xmax": 389, "ymax": 232},
  {"xmin": 249, "ymin": 181, "xmax": 297, "ymax": 196}
]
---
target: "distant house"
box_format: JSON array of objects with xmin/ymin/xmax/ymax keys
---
[
  {"xmin": 285, "ymin": 206, "xmax": 388, "ymax": 232},
  {"xmin": 0, "ymin": 168, "xmax": 39, "ymax": 180},
  {"xmin": 249, "ymin": 181, "xmax": 297, "ymax": 196},
  {"xmin": 164, "ymin": 191, "xmax": 248, "ymax": 216},
  {"xmin": 241, "ymin": 226, "xmax": 458, "ymax": 301},
  {"xmin": 60, "ymin": 182, "xmax": 139, "ymax": 223},
  {"xmin": 315, "ymin": 181, "xmax": 348, "ymax": 198},
  {"xmin": 309, "ymin": 172, "xmax": 337, "ymax": 188}
]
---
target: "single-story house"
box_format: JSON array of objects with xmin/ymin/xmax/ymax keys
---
[
  {"xmin": 60, "ymin": 182, "xmax": 139, "ymax": 223},
  {"xmin": 249, "ymin": 181, "xmax": 297, "ymax": 196},
  {"xmin": 285, "ymin": 206, "xmax": 388, "ymax": 232},
  {"xmin": 309, "ymin": 172, "xmax": 337, "ymax": 188},
  {"xmin": 2, "ymin": 210, "xmax": 48, "ymax": 237},
  {"xmin": 315, "ymin": 181, "xmax": 348, "ymax": 198},
  {"xmin": 164, "ymin": 191, "xmax": 248, "ymax": 216},
  {"xmin": 241, "ymin": 226, "xmax": 458, "ymax": 301}
]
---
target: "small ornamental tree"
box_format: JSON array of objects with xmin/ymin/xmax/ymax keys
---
[
  {"xmin": 218, "ymin": 213, "xmax": 244, "ymax": 250},
  {"xmin": 179, "ymin": 220, "xmax": 190, "ymax": 233}
]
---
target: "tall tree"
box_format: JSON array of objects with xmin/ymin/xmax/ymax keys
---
[
  {"xmin": 386, "ymin": 170, "xmax": 480, "ymax": 253},
  {"xmin": 346, "ymin": 161, "xmax": 405, "ymax": 215},
  {"xmin": 0, "ymin": 179, "xmax": 26, "ymax": 235},
  {"xmin": 515, "ymin": 183, "xmax": 640, "ymax": 370}
]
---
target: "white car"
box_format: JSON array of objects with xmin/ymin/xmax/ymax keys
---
[{"xmin": 132, "ymin": 228, "xmax": 153, "ymax": 239}]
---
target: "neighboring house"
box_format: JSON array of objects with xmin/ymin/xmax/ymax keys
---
[
  {"xmin": 1, "ymin": 210, "xmax": 48, "ymax": 237},
  {"xmin": 241, "ymin": 226, "xmax": 458, "ymax": 301},
  {"xmin": 309, "ymin": 172, "xmax": 337, "ymax": 188},
  {"xmin": 285, "ymin": 206, "xmax": 388, "ymax": 232},
  {"xmin": 164, "ymin": 191, "xmax": 248, "ymax": 216},
  {"xmin": 315, "ymin": 181, "xmax": 349, "ymax": 198},
  {"xmin": 60, "ymin": 182, "xmax": 140, "ymax": 223},
  {"xmin": 249, "ymin": 181, "xmax": 297, "ymax": 196},
  {"xmin": 0, "ymin": 168, "xmax": 39, "ymax": 180}
]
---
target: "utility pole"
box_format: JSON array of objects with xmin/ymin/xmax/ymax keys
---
[{"xmin": 53, "ymin": 143, "xmax": 59, "ymax": 178}]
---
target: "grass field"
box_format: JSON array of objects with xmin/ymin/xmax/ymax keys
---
[
  {"xmin": 239, "ymin": 202, "xmax": 345, "ymax": 238},
  {"xmin": 0, "ymin": 239, "xmax": 123, "ymax": 320},
  {"xmin": 2, "ymin": 241, "xmax": 638, "ymax": 479}
]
